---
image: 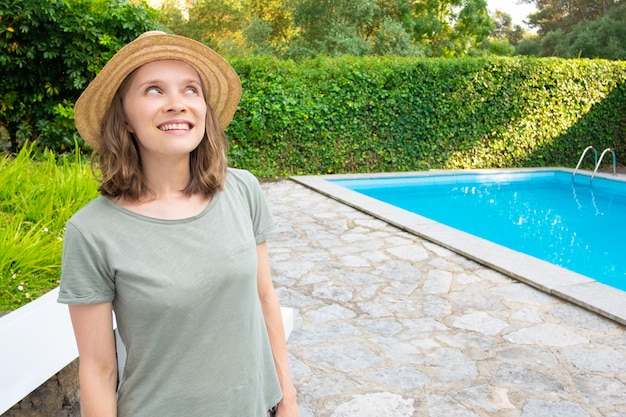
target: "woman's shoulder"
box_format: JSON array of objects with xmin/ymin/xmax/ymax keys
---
[
  {"xmin": 226, "ymin": 167, "xmax": 257, "ymax": 183},
  {"xmin": 223, "ymin": 168, "xmax": 268, "ymax": 204},
  {"xmin": 66, "ymin": 196, "xmax": 120, "ymax": 229},
  {"xmin": 225, "ymin": 168, "xmax": 263, "ymax": 191}
]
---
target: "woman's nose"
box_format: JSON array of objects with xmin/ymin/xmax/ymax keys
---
[{"xmin": 166, "ymin": 97, "xmax": 186, "ymax": 112}]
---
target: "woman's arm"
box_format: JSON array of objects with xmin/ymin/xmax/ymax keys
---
[
  {"xmin": 256, "ymin": 242, "xmax": 300, "ymax": 417},
  {"xmin": 68, "ymin": 302, "xmax": 118, "ymax": 417}
]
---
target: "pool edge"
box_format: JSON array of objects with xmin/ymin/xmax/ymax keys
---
[{"xmin": 291, "ymin": 168, "xmax": 626, "ymax": 326}]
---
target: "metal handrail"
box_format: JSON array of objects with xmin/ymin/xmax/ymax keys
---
[
  {"xmin": 591, "ymin": 148, "xmax": 617, "ymax": 182},
  {"xmin": 572, "ymin": 146, "xmax": 597, "ymax": 179}
]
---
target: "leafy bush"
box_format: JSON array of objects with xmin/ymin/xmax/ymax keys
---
[
  {"xmin": 553, "ymin": 3, "xmax": 626, "ymax": 60},
  {"xmin": 227, "ymin": 56, "xmax": 626, "ymax": 177},
  {"xmin": 0, "ymin": 0, "xmax": 158, "ymax": 153},
  {"xmin": 471, "ymin": 39, "xmax": 515, "ymax": 57},
  {"xmin": 515, "ymin": 38, "xmax": 541, "ymax": 57}
]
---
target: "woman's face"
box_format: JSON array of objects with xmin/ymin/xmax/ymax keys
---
[{"xmin": 123, "ymin": 60, "xmax": 207, "ymax": 161}]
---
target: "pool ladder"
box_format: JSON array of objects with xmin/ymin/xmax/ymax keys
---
[{"xmin": 572, "ymin": 146, "xmax": 616, "ymax": 182}]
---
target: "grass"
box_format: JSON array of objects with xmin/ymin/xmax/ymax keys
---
[{"xmin": 0, "ymin": 144, "xmax": 98, "ymax": 313}]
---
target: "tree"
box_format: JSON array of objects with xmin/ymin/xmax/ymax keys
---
[
  {"xmin": 470, "ymin": 8, "xmax": 527, "ymax": 57},
  {"xmin": 242, "ymin": 17, "xmax": 275, "ymax": 55},
  {"xmin": 543, "ymin": 2, "xmax": 626, "ymax": 58},
  {"xmin": 153, "ymin": 0, "xmax": 500, "ymax": 58},
  {"xmin": 521, "ymin": 0, "xmax": 622, "ymax": 35},
  {"xmin": 288, "ymin": 0, "xmax": 377, "ymax": 57},
  {"xmin": 413, "ymin": 0, "xmax": 460, "ymax": 55},
  {"xmin": 491, "ymin": 10, "xmax": 525, "ymax": 45},
  {"xmin": 412, "ymin": 0, "xmax": 492, "ymax": 56},
  {"xmin": 154, "ymin": 0, "xmax": 189, "ymax": 37},
  {"xmin": 0, "ymin": 0, "xmax": 157, "ymax": 153},
  {"xmin": 515, "ymin": 37, "xmax": 541, "ymax": 55},
  {"xmin": 373, "ymin": 16, "xmax": 422, "ymax": 56},
  {"xmin": 374, "ymin": 0, "xmax": 415, "ymax": 31},
  {"xmin": 244, "ymin": 0, "xmax": 295, "ymax": 46},
  {"xmin": 184, "ymin": 0, "xmax": 245, "ymax": 50},
  {"xmin": 154, "ymin": 0, "xmax": 296, "ymax": 56},
  {"xmin": 453, "ymin": 0, "xmax": 493, "ymax": 54}
]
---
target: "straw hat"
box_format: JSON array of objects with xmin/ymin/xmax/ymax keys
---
[{"xmin": 74, "ymin": 31, "xmax": 242, "ymax": 151}]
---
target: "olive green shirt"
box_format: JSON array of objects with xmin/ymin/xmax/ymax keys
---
[{"xmin": 58, "ymin": 168, "xmax": 282, "ymax": 417}]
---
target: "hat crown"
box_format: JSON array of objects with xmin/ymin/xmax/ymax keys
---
[{"xmin": 139, "ymin": 30, "xmax": 167, "ymax": 38}]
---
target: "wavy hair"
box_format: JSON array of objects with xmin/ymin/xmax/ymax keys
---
[{"xmin": 91, "ymin": 67, "xmax": 229, "ymax": 201}]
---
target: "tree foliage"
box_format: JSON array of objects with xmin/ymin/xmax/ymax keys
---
[
  {"xmin": 541, "ymin": 2, "xmax": 626, "ymax": 58},
  {"xmin": 154, "ymin": 0, "xmax": 495, "ymax": 58},
  {"xmin": 522, "ymin": 0, "xmax": 622, "ymax": 35},
  {"xmin": 491, "ymin": 10, "xmax": 524, "ymax": 46},
  {"xmin": 289, "ymin": 0, "xmax": 377, "ymax": 57},
  {"xmin": 509, "ymin": 0, "xmax": 626, "ymax": 59},
  {"xmin": 0, "ymin": 0, "xmax": 158, "ymax": 153},
  {"xmin": 410, "ymin": 0, "xmax": 493, "ymax": 56},
  {"xmin": 150, "ymin": 0, "xmax": 625, "ymax": 60}
]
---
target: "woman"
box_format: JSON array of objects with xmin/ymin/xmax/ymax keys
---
[{"xmin": 58, "ymin": 31, "xmax": 299, "ymax": 417}]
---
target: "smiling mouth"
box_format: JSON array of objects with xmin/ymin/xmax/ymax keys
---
[{"xmin": 158, "ymin": 123, "xmax": 193, "ymax": 131}]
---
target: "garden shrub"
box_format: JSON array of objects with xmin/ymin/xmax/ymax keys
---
[
  {"xmin": 227, "ymin": 56, "xmax": 626, "ymax": 177},
  {"xmin": 0, "ymin": 0, "xmax": 158, "ymax": 153}
]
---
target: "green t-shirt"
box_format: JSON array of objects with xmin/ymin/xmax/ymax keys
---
[{"xmin": 58, "ymin": 168, "xmax": 282, "ymax": 417}]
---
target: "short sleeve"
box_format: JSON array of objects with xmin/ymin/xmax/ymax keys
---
[
  {"xmin": 57, "ymin": 221, "xmax": 115, "ymax": 304},
  {"xmin": 230, "ymin": 169, "xmax": 277, "ymax": 244}
]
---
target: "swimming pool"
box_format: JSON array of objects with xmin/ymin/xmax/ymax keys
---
[
  {"xmin": 331, "ymin": 170, "xmax": 626, "ymax": 292},
  {"xmin": 291, "ymin": 168, "xmax": 626, "ymax": 325}
]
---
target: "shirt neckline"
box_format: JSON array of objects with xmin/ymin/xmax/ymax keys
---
[{"xmin": 98, "ymin": 191, "xmax": 220, "ymax": 224}]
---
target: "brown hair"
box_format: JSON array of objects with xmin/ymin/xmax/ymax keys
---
[{"xmin": 91, "ymin": 68, "xmax": 229, "ymax": 201}]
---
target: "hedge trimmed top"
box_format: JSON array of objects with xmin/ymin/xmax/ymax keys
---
[{"xmin": 226, "ymin": 56, "xmax": 626, "ymax": 177}]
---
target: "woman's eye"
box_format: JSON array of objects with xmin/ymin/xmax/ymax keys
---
[
  {"xmin": 146, "ymin": 86, "xmax": 161, "ymax": 94},
  {"xmin": 185, "ymin": 86, "xmax": 200, "ymax": 94}
]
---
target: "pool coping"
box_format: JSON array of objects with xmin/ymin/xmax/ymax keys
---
[{"xmin": 291, "ymin": 167, "xmax": 626, "ymax": 326}]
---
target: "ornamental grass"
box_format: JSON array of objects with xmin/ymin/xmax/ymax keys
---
[{"xmin": 0, "ymin": 145, "xmax": 97, "ymax": 313}]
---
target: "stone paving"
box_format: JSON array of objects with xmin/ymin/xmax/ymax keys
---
[{"xmin": 262, "ymin": 179, "xmax": 626, "ymax": 417}]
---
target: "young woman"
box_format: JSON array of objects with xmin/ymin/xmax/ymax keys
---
[{"xmin": 58, "ymin": 31, "xmax": 299, "ymax": 417}]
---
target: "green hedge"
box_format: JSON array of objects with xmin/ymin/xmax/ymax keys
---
[{"xmin": 226, "ymin": 56, "xmax": 626, "ymax": 178}]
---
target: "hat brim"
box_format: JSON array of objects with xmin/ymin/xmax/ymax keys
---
[{"xmin": 74, "ymin": 31, "xmax": 242, "ymax": 150}]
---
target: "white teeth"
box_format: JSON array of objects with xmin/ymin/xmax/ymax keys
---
[{"xmin": 159, "ymin": 123, "xmax": 190, "ymax": 131}]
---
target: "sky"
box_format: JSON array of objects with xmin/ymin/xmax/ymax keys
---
[{"xmin": 487, "ymin": 0, "xmax": 538, "ymax": 29}]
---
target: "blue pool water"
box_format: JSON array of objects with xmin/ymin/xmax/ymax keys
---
[{"xmin": 332, "ymin": 171, "xmax": 626, "ymax": 291}]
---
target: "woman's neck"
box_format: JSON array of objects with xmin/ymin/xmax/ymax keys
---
[
  {"xmin": 141, "ymin": 155, "xmax": 191, "ymax": 198},
  {"xmin": 113, "ymin": 154, "xmax": 212, "ymax": 220}
]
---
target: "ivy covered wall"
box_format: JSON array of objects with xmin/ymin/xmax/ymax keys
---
[{"xmin": 227, "ymin": 56, "xmax": 626, "ymax": 178}]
